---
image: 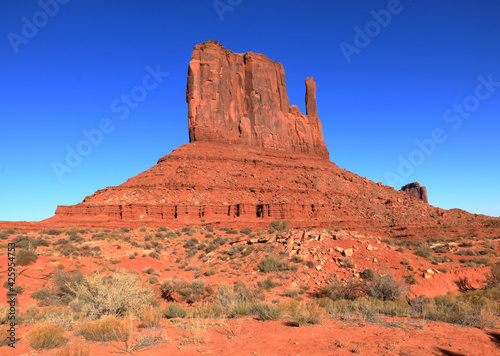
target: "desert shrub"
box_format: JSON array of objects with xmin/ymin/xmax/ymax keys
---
[
  {"xmin": 42, "ymin": 270, "xmax": 85, "ymax": 306},
  {"xmin": 204, "ymin": 268, "xmax": 216, "ymax": 277},
  {"xmin": 360, "ymin": 268, "xmax": 377, "ymax": 281},
  {"xmin": 183, "ymin": 238, "xmax": 199, "ymax": 249},
  {"xmin": 16, "ymin": 249, "xmax": 37, "ymax": 266},
  {"xmin": 404, "ymin": 274, "xmax": 418, "ymax": 285},
  {"xmin": 35, "ymin": 237, "xmax": 50, "ymax": 247},
  {"xmin": 55, "ymin": 343, "xmax": 90, "ymax": 356},
  {"xmin": 192, "ymin": 302, "xmax": 224, "ymax": 318},
  {"xmin": 25, "ymin": 322, "xmax": 66, "ymax": 350},
  {"xmin": 46, "ymin": 229, "xmax": 63, "ymax": 235},
  {"xmin": 205, "ymin": 237, "xmax": 230, "ymax": 253},
  {"xmin": 289, "ymin": 255, "xmax": 303, "ymax": 263},
  {"xmin": 11, "ymin": 235, "xmax": 37, "ymax": 250},
  {"xmin": 139, "ymin": 305, "xmax": 161, "ymax": 328},
  {"xmin": 69, "ymin": 235, "xmax": 85, "ymax": 244},
  {"xmin": 240, "ymin": 227, "xmax": 252, "ymax": 235},
  {"xmin": 268, "ymin": 220, "xmax": 288, "ymax": 233},
  {"xmin": 69, "ymin": 270, "xmax": 155, "ymax": 318},
  {"xmin": 119, "ymin": 227, "xmax": 131, "ymax": 233},
  {"xmin": 216, "ymin": 280, "xmax": 260, "ymax": 310},
  {"xmin": 228, "ymin": 302, "xmax": 253, "ymax": 317},
  {"xmin": 456, "ymin": 249, "xmax": 477, "ymax": 256},
  {"xmin": 366, "ymin": 273, "xmax": 405, "ymax": 301},
  {"xmin": 290, "ymin": 302, "xmax": 325, "ymax": 326},
  {"xmin": 157, "ymin": 226, "xmax": 168, "ymax": 232},
  {"xmin": 53, "ymin": 238, "xmax": 69, "ymax": 245},
  {"xmin": 485, "ymin": 263, "xmax": 500, "ymax": 289},
  {"xmin": 339, "ymin": 257, "xmax": 355, "ymax": 269},
  {"xmin": 0, "ymin": 230, "xmax": 13, "ymax": 240},
  {"xmin": 459, "ymin": 257, "xmax": 493, "ymax": 267},
  {"xmin": 252, "ymin": 303, "xmax": 282, "ymax": 320},
  {"xmin": 149, "ymin": 251, "xmax": 160, "ymax": 259},
  {"xmin": 79, "ymin": 316, "xmax": 133, "ymax": 342},
  {"xmin": 257, "ymin": 255, "xmax": 297, "ymax": 273},
  {"xmin": 162, "ymin": 303, "xmax": 188, "ymax": 318},
  {"xmin": 257, "ymin": 276, "xmax": 280, "ymax": 290},
  {"xmin": 319, "ymin": 277, "xmax": 366, "ymax": 301},
  {"xmin": 160, "ymin": 279, "xmax": 212, "ymax": 304},
  {"xmin": 414, "ymin": 246, "xmax": 432, "ymax": 259},
  {"xmin": 420, "ymin": 295, "xmax": 496, "ymax": 329},
  {"xmin": 40, "ymin": 306, "xmax": 74, "ymax": 330},
  {"xmin": 204, "ymin": 225, "xmax": 214, "ymax": 232}
]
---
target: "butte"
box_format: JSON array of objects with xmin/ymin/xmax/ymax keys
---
[{"xmin": 46, "ymin": 41, "xmax": 499, "ymax": 239}]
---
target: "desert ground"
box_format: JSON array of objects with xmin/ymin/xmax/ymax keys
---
[{"xmin": 1, "ymin": 224, "xmax": 499, "ymax": 355}]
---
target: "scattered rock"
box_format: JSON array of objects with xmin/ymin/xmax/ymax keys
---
[{"xmin": 343, "ymin": 248, "xmax": 353, "ymax": 257}]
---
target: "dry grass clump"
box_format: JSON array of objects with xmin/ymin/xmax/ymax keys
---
[
  {"xmin": 25, "ymin": 322, "xmax": 67, "ymax": 350},
  {"xmin": 252, "ymin": 303, "xmax": 282, "ymax": 321},
  {"xmin": 180, "ymin": 319, "xmax": 210, "ymax": 345},
  {"xmin": 55, "ymin": 343, "xmax": 90, "ymax": 356},
  {"xmin": 69, "ymin": 269, "xmax": 155, "ymax": 318},
  {"xmin": 192, "ymin": 302, "xmax": 224, "ymax": 318},
  {"xmin": 79, "ymin": 315, "xmax": 133, "ymax": 342},
  {"xmin": 216, "ymin": 318, "xmax": 242, "ymax": 338},
  {"xmin": 40, "ymin": 306, "xmax": 74, "ymax": 330},
  {"xmin": 139, "ymin": 305, "xmax": 161, "ymax": 328},
  {"xmin": 289, "ymin": 302, "xmax": 326, "ymax": 326},
  {"xmin": 162, "ymin": 303, "xmax": 188, "ymax": 319},
  {"xmin": 257, "ymin": 255, "xmax": 297, "ymax": 273}
]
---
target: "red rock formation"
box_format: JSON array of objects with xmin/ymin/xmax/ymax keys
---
[
  {"xmin": 44, "ymin": 41, "xmax": 500, "ymax": 239},
  {"xmin": 401, "ymin": 182, "xmax": 428, "ymax": 203},
  {"xmin": 186, "ymin": 40, "xmax": 329, "ymax": 159}
]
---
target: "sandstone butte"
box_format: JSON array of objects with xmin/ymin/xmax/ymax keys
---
[
  {"xmin": 401, "ymin": 182, "xmax": 429, "ymax": 203},
  {"xmin": 35, "ymin": 40, "xmax": 498, "ymax": 238}
]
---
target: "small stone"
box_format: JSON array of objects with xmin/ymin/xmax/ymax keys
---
[
  {"xmin": 315, "ymin": 265, "xmax": 322, "ymax": 270},
  {"xmin": 366, "ymin": 244, "xmax": 373, "ymax": 251},
  {"xmin": 343, "ymin": 248, "xmax": 353, "ymax": 257},
  {"xmin": 336, "ymin": 246, "xmax": 344, "ymax": 253},
  {"xmin": 373, "ymin": 258, "xmax": 378, "ymax": 263}
]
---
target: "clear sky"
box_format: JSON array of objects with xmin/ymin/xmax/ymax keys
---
[{"xmin": 1, "ymin": 0, "xmax": 499, "ymax": 221}]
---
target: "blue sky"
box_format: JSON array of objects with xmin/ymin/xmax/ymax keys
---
[{"xmin": 1, "ymin": 0, "xmax": 499, "ymax": 221}]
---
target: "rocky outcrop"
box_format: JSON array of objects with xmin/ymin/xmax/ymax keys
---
[
  {"xmin": 46, "ymin": 41, "xmax": 499, "ymax": 240},
  {"xmin": 186, "ymin": 40, "xmax": 329, "ymax": 159},
  {"xmin": 401, "ymin": 182, "xmax": 428, "ymax": 203}
]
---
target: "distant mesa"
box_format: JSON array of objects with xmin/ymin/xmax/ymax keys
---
[
  {"xmin": 187, "ymin": 40, "xmax": 329, "ymax": 159},
  {"xmin": 400, "ymin": 182, "xmax": 428, "ymax": 203}
]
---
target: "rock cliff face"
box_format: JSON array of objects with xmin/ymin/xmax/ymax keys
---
[
  {"xmin": 186, "ymin": 40, "xmax": 329, "ymax": 159},
  {"xmin": 401, "ymin": 182, "xmax": 428, "ymax": 203}
]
